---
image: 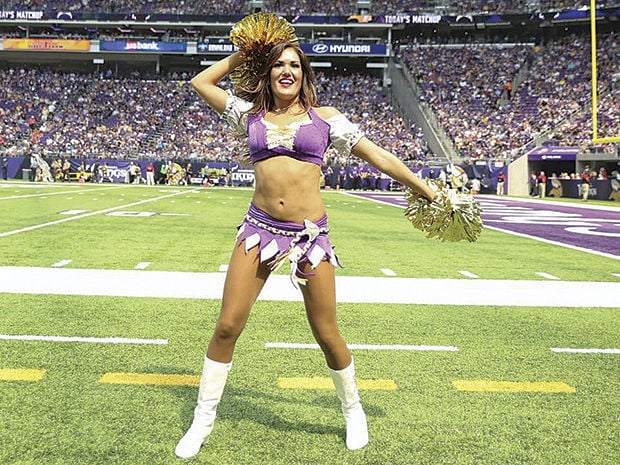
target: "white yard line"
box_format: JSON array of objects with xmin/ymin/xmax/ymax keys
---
[
  {"xmin": 1, "ymin": 266, "xmax": 619, "ymax": 308},
  {"xmin": 135, "ymin": 262, "xmax": 151, "ymax": 270},
  {"xmin": 483, "ymin": 195, "xmax": 620, "ymax": 212},
  {"xmin": 380, "ymin": 268, "xmax": 397, "ymax": 276},
  {"xmin": 0, "ymin": 334, "xmax": 168, "ymax": 345},
  {"xmin": 0, "ymin": 186, "xmax": 120, "ymax": 200},
  {"xmin": 265, "ymin": 342, "xmax": 458, "ymax": 352},
  {"xmin": 0, "ymin": 189, "xmax": 197, "ymax": 237},
  {"xmin": 340, "ymin": 190, "xmax": 405, "ymax": 208},
  {"xmin": 458, "ymin": 270, "xmax": 479, "ymax": 279},
  {"xmin": 536, "ymin": 272, "xmax": 561, "ymax": 280},
  {"xmin": 551, "ymin": 347, "xmax": 620, "ymax": 354},
  {"xmin": 51, "ymin": 260, "xmax": 72, "ymax": 268},
  {"xmin": 484, "ymin": 224, "xmax": 620, "ymax": 261}
]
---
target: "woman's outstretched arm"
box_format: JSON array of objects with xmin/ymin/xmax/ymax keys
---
[{"xmin": 352, "ymin": 137, "xmax": 436, "ymax": 201}]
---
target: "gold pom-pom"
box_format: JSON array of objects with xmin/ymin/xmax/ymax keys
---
[
  {"xmin": 404, "ymin": 179, "xmax": 483, "ymax": 242},
  {"xmin": 229, "ymin": 13, "xmax": 299, "ymax": 94}
]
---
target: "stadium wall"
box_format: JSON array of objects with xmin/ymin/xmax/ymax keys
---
[{"xmin": 508, "ymin": 150, "xmax": 528, "ymax": 196}]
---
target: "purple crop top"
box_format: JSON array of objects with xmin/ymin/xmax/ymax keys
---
[
  {"xmin": 247, "ymin": 108, "xmax": 329, "ymax": 166},
  {"xmin": 222, "ymin": 94, "xmax": 364, "ymax": 167}
]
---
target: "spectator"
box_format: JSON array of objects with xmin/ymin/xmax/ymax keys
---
[
  {"xmin": 146, "ymin": 160, "xmax": 155, "ymax": 185},
  {"xmin": 581, "ymin": 167, "xmax": 591, "ymax": 201},
  {"xmin": 496, "ymin": 171, "xmax": 506, "ymax": 195},
  {"xmin": 537, "ymin": 170, "xmax": 547, "ymax": 199}
]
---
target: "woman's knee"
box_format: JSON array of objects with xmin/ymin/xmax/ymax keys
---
[
  {"xmin": 314, "ymin": 330, "xmax": 351, "ymax": 368},
  {"xmin": 212, "ymin": 318, "xmax": 244, "ymax": 344},
  {"xmin": 312, "ymin": 328, "xmax": 345, "ymax": 352}
]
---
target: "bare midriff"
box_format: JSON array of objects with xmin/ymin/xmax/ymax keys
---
[{"xmin": 251, "ymin": 156, "xmax": 325, "ymax": 224}]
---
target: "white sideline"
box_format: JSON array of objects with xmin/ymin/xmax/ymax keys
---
[
  {"xmin": 0, "ymin": 334, "xmax": 168, "ymax": 345},
  {"xmin": 1, "ymin": 266, "xmax": 619, "ymax": 308}
]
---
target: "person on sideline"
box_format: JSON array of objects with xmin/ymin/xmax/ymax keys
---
[
  {"xmin": 581, "ymin": 168, "xmax": 591, "ymax": 201},
  {"xmin": 145, "ymin": 161, "xmax": 155, "ymax": 185},
  {"xmin": 175, "ymin": 42, "xmax": 436, "ymax": 460},
  {"xmin": 537, "ymin": 170, "xmax": 547, "ymax": 199},
  {"xmin": 529, "ymin": 170, "xmax": 538, "ymax": 196},
  {"xmin": 470, "ymin": 177, "xmax": 481, "ymax": 195},
  {"xmin": 496, "ymin": 171, "xmax": 506, "ymax": 195}
]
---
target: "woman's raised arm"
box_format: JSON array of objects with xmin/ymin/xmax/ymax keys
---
[{"xmin": 190, "ymin": 51, "xmax": 244, "ymax": 114}]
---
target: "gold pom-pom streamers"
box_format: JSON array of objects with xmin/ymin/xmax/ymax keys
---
[
  {"xmin": 404, "ymin": 179, "xmax": 483, "ymax": 242},
  {"xmin": 229, "ymin": 13, "xmax": 299, "ymax": 94}
]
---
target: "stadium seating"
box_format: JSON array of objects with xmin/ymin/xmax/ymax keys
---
[
  {"xmin": 0, "ymin": 68, "xmax": 427, "ymax": 168},
  {"xmin": 7, "ymin": 1, "xmax": 618, "ymax": 15},
  {"xmin": 1, "ymin": 3, "xmax": 618, "ymax": 165},
  {"xmin": 399, "ymin": 33, "xmax": 619, "ymax": 159}
]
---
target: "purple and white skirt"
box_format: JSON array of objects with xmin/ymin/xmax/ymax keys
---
[{"xmin": 236, "ymin": 203, "xmax": 342, "ymax": 287}]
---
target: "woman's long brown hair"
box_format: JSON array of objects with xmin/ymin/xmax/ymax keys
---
[{"xmin": 237, "ymin": 43, "xmax": 320, "ymax": 114}]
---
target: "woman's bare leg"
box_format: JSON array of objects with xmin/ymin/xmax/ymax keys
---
[
  {"xmin": 299, "ymin": 260, "xmax": 351, "ymax": 370},
  {"xmin": 176, "ymin": 243, "xmax": 270, "ymax": 459},
  {"xmin": 300, "ymin": 260, "xmax": 368, "ymax": 450},
  {"xmin": 207, "ymin": 243, "xmax": 271, "ymax": 362}
]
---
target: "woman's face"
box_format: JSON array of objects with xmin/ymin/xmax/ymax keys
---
[{"xmin": 269, "ymin": 47, "xmax": 303, "ymax": 102}]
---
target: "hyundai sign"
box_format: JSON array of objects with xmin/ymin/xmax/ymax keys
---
[{"xmin": 301, "ymin": 43, "xmax": 387, "ymax": 56}]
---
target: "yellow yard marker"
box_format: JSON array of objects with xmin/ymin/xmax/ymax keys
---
[
  {"xmin": 99, "ymin": 373, "xmax": 200, "ymax": 386},
  {"xmin": 278, "ymin": 377, "xmax": 398, "ymax": 390},
  {"xmin": 0, "ymin": 368, "xmax": 46, "ymax": 382},
  {"xmin": 452, "ymin": 380, "xmax": 575, "ymax": 393}
]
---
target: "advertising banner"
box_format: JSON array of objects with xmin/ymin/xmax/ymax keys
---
[
  {"xmin": 3, "ymin": 38, "xmax": 90, "ymax": 51},
  {"xmin": 377, "ymin": 14, "xmax": 442, "ymax": 24},
  {"xmin": 197, "ymin": 42, "xmax": 238, "ymax": 54},
  {"xmin": 300, "ymin": 43, "xmax": 387, "ymax": 56},
  {"xmin": 100, "ymin": 40, "xmax": 187, "ymax": 53},
  {"xmin": 527, "ymin": 146, "xmax": 578, "ymax": 161},
  {"xmin": 0, "ymin": 10, "xmax": 45, "ymax": 20},
  {"xmin": 231, "ymin": 168, "xmax": 255, "ymax": 187},
  {"xmin": 198, "ymin": 42, "xmax": 386, "ymax": 56},
  {"xmin": 1, "ymin": 156, "xmax": 23, "ymax": 180}
]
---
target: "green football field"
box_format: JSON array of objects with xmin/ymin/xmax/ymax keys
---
[{"xmin": 0, "ymin": 182, "xmax": 618, "ymax": 465}]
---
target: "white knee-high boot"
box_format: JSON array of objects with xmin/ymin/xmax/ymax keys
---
[
  {"xmin": 329, "ymin": 359, "xmax": 369, "ymax": 450},
  {"xmin": 175, "ymin": 356, "xmax": 232, "ymax": 459}
]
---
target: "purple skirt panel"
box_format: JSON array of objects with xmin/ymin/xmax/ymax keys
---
[{"xmin": 236, "ymin": 203, "xmax": 342, "ymax": 287}]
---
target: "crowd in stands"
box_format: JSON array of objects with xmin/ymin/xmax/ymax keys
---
[
  {"xmin": 5, "ymin": 0, "xmax": 244, "ymax": 15},
  {"xmin": 2, "ymin": 0, "xmax": 618, "ymax": 166},
  {"xmin": 399, "ymin": 33, "xmax": 619, "ymax": 159},
  {"xmin": 547, "ymin": 88, "xmax": 620, "ymax": 147},
  {"xmin": 0, "ymin": 67, "xmax": 428, "ymax": 170},
  {"xmin": 400, "ymin": 42, "xmax": 534, "ymax": 158},
  {"xmin": 2, "ymin": 32, "xmax": 618, "ymax": 167},
  {"xmin": 0, "ymin": 68, "xmax": 196, "ymax": 160},
  {"xmin": 526, "ymin": 34, "xmax": 619, "ymax": 147},
  {"xmin": 7, "ymin": 0, "xmax": 618, "ymax": 15}
]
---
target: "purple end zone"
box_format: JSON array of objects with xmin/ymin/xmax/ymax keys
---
[{"xmin": 347, "ymin": 192, "xmax": 620, "ymax": 259}]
